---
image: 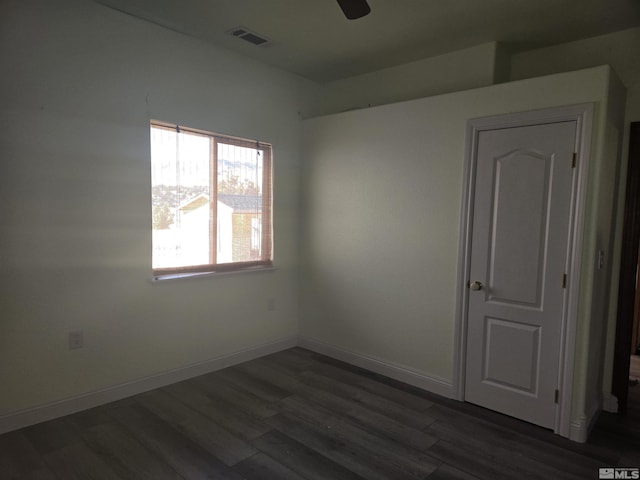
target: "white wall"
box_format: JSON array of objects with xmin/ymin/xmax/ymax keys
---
[
  {"xmin": 304, "ymin": 42, "xmax": 503, "ymax": 117},
  {"xmin": 301, "ymin": 66, "xmax": 618, "ymax": 435},
  {"xmin": 575, "ymin": 72, "xmax": 626, "ymax": 425},
  {"xmin": 628, "ymin": 85, "xmax": 640, "ymax": 122},
  {"xmin": 510, "ymin": 27, "xmax": 640, "ymax": 91},
  {"xmin": 0, "ymin": 0, "xmax": 310, "ymax": 420}
]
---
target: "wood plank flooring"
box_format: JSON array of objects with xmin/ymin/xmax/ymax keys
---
[{"xmin": 1, "ymin": 347, "xmax": 639, "ymax": 479}]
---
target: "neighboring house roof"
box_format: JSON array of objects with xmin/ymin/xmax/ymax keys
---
[
  {"xmin": 178, "ymin": 193, "xmax": 262, "ymax": 214},
  {"xmin": 177, "ymin": 193, "xmax": 209, "ymax": 213},
  {"xmin": 218, "ymin": 194, "xmax": 262, "ymax": 214}
]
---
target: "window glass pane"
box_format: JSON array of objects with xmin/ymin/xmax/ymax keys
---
[
  {"xmin": 217, "ymin": 142, "xmax": 263, "ymax": 263},
  {"xmin": 151, "ymin": 127, "xmax": 210, "ymax": 269}
]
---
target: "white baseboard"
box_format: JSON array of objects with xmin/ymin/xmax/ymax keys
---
[
  {"xmin": 298, "ymin": 337, "xmax": 455, "ymax": 399},
  {"xmin": 568, "ymin": 399, "xmax": 601, "ymax": 443},
  {"xmin": 0, "ymin": 336, "xmax": 297, "ymax": 435},
  {"xmin": 602, "ymin": 393, "xmax": 618, "ymax": 413},
  {"xmin": 568, "ymin": 418, "xmax": 588, "ymax": 443}
]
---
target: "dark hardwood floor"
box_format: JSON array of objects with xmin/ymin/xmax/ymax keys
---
[{"xmin": 1, "ymin": 347, "xmax": 639, "ymax": 479}]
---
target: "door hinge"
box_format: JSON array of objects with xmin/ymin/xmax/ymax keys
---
[
  {"xmin": 571, "ymin": 152, "xmax": 577, "ymax": 168},
  {"xmin": 554, "ymin": 389, "xmax": 559, "ymax": 404},
  {"xmin": 562, "ymin": 273, "xmax": 567, "ymax": 288}
]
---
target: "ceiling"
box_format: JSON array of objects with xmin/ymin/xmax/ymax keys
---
[{"xmin": 95, "ymin": 0, "xmax": 640, "ymax": 82}]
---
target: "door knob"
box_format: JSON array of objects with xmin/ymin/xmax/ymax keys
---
[{"xmin": 470, "ymin": 281, "xmax": 483, "ymax": 291}]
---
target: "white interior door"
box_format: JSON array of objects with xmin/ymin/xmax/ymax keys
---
[{"xmin": 464, "ymin": 121, "xmax": 577, "ymax": 429}]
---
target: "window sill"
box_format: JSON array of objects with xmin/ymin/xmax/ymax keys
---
[{"xmin": 151, "ymin": 265, "xmax": 278, "ymax": 283}]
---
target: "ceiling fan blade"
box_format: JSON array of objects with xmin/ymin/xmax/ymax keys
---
[{"xmin": 336, "ymin": 0, "xmax": 371, "ymax": 20}]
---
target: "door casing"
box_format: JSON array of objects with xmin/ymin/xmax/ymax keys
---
[
  {"xmin": 453, "ymin": 104, "xmax": 593, "ymax": 438},
  {"xmin": 612, "ymin": 121, "xmax": 640, "ymax": 413}
]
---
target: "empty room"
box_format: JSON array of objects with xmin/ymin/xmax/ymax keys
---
[{"xmin": 1, "ymin": 0, "xmax": 640, "ymax": 478}]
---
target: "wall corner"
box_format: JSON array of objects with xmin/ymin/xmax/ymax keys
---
[{"xmin": 492, "ymin": 42, "xmax": 512, "ymax": 84}]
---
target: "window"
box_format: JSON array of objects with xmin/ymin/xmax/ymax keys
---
[{"xmin": 150, "ymin": 121, "xmax": 273, "ymax": 278}]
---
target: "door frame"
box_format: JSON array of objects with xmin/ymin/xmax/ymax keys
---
[
  {"xmin": 453, "ymin": 104, "xmax": 594, "ymax": 438},
  {"xmin": 612, "ymin": 121, "xmax": 640, "ymax": 413}
]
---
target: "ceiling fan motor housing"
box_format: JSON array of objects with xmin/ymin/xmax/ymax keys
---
[{"xmin": 336, "ymin": 0, "xmax": 371, "ymax": 20}]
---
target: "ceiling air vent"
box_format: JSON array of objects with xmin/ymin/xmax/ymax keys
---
[{"xmin": 226, "ymin": 26, "xmax": 270, "ymax": 46}]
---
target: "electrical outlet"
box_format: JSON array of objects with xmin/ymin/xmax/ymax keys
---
[
  {"xmin": 267, "ymin": 298, "xmax": 276, "ymax": 311},
  {"xmin": 69, "ymin": 330, "xmax": 83, "ymax": 350}
]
